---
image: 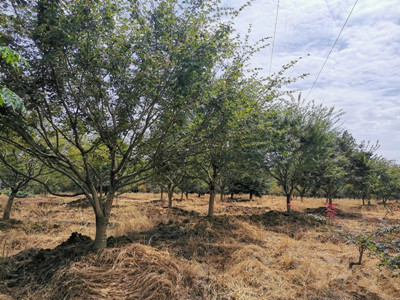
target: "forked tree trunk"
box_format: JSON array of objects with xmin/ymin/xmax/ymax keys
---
[
  {"xmin": 94, "ymin": 214, "xmax": 109, "ymax": 251},
  {"xmin": 93, "ymin": 189, "xmax": 115, "ymax": 251},
  {"xmin": 2, "ymin": 191, "xmax": 16, "ymax": 220}
]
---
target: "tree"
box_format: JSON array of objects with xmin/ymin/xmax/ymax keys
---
[
  {"xmin": 374, "ymin": 159, "xmax": 400, "ymax": 205},
  {"xmin": 264, "ymin": 96, "xmax": 341, "ymax": 212},
  {"xmin": 0, "ymin": 0, "xmax": 237, "ymax": 250},
  {"xmin": 348, "ymin": 140, "xmax": 379, "ymax": 205},
  {"xmin": 0, "ymin": 141, "xmax": 43, "ymax": 220}
]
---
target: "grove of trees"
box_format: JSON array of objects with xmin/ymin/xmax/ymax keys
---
[{"xmin": 1, "ymin": 0, "xmax": 399, "ymax": 251}]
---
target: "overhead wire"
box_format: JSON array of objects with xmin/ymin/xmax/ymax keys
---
[
  {"xmin": 269, "ymin": 0, "xmax": 280, "ymax": 76},
  {"xmin": 305, "ymin": 0, "xmax": 359, "ymax": 100}
]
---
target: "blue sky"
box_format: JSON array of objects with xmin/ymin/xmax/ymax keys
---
[{"xmin": 223, "ymin": 0, "xmax": 400, "ymax": 162}]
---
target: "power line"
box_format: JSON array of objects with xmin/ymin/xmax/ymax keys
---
[
  {"xmin": 269, "ymin": 0, "xmax": 280, "ymax": 75},
  {"xmin": 305, "ymin": 0, "xmax": 359, "ymax": 100}
]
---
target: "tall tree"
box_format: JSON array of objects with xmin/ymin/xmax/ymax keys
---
[
  {"xmin": 264, "ymin": 96, "xmax": 341, "ymax": 212},
  {"xmin": 0, "ymin": 0, "xmax": 237, "ymax": 250}
]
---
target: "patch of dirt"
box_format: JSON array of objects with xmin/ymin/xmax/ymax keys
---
[
  {"xmin": 3, "ymin": 232, "xmax": 93, "ymax": 297},
  {"xmin": 304, "ymin": 206, "xmax": 362, "ymax": 219},
  {"xmin": 223, "ymin": 197, "xmax": 251, "ymax": 203},
  {"xmin": 238, "ymin": 210, "xmax": 328, "ymax": 237},
  {"xmin": 0, "ymin": 219, "xmax": 23, "ymax": 231},
  {"xmin": 108, "ymin": 215, "xmax": 238, "ymax": 261},
  {"xmin": 64, "ymin": 198, "xmax": 91, "ymax": 209},
  {"xmin": 220, "ymin": 205, "xmax": 269, "ymax": 215}
]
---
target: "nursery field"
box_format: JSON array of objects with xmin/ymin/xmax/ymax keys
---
[{"xmin": 0, "ymin": 193, "xmax": 399, "ymax": 300}]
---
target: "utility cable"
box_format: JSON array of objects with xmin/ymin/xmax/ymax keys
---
[
  {"xmin": 305, "ymin": 0, "xmax": 359, "ymax": 100},
  {"xmin": 269, "ymin": 0, "xmax": 280, "ymax": 75}
]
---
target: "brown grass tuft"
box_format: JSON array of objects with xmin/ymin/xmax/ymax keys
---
[{"xmin": 28, "ymin": 244, "xmax": 202, "ymax": 300}]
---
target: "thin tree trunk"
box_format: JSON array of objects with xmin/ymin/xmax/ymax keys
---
[
  {"xmin": 208, "ymin": 185, "xmax": 216, "ymax": 217},
  {"xmin": 208, "ymin": 165, "xmax": 218, "ymax": 217},
  {"xmin": 2, "ymin": 191, "xmax": 16, "ymax": 220},
  {"xmin": 94, "ymin": 214, "xmax": 109, "ymax": 251},
  {"xmin": 362, "ymin": 197, "xmax": 365, "ymax": 206},
  {"xmin": 167, "ymin": 184, "xmax": 174, "ymax": 208},
  {"xmin": 185, "ymin": 191, "xmax": 189, "ymax": 200},
  {"xmin": 220, "ymin": 185, "xmax": 225, "ymax": 202},
  {"xmin": 286, "ymin": 192, "xmax": 292, "ymax": 213},
  {"xmin": 230, "ymin": 192, "xmax": 234, "ymax": 199},
  {"xmin": 249, "ymin": 192, "xmax": 253, "ymax": 201},
  {"xmin": 160, "ymin": 186, "xmax": 164, "ymax": 201},
  {"xmin": 180, "ymin": 191, "xmax": 184, "ymax": 201}
]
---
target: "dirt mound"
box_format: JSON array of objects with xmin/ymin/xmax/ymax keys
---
[
  {"xmin": 108, "ymin": 216, "xmax": 238, "ymax": 261},
  {"xmin": 238, "ymin": 210, "xmax": 327, "ymax": 237},
  {"xmin": 223, "ymin": 197, "xmax": 250, "ymax": 203},
  {"xmin": 220, "ymin": 205, "xmax": 269, "ymax": 215},
  {"xmin": 65, "ymin": 198, "xmax": 91, "ymax": 208},
  {"xmin": 4, "ymin": 232, "xmax": 93, "ymax": 297},
  {"xmin": 0, "ymin": 219, "xmax": 23, "ymax": 231},
  {"xmin": 304, "ymin": 206, "xmax": 361, "ymax": 219},
  {"xmin": 23, "ymin": 244, "xmax": 208, "ymax": 300}
]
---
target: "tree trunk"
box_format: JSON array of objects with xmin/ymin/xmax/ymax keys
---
[
  {"xmin": 160, "ymin": 186, "xmax": 164, "ymax": 201},
  {"xmin": 286, "ymin": 192, "xmax": 292, "ymax": 213},
  {"xmin": 180, "ymin": 191, "xmax": 184, "ymax": 201},
  {"xmin": 220, "ymin": 185, "xmax": 225, "ymax": 202},
  {"xmin": 94, "ymin": 214, "xmax": 109, "ymax": 251},
  {"xmin": 208, "ymin": 185, "xmax": 215, "ymax": 217},
  {"xmin": 208, "ymin": 165, "xmax": 218, "ymax": 217},
  {"xmin": 230, "ymin": 192, "xmax": 234, "ymax": 199},
  {"xmin": 2, "ymin": 191, "xmax": 16, "ymax": 220},
  {"xmin": 367, "ymin": 199, "xmax": 371, "ymax": 205},
  {"xmin": 362, "ymin": 197, "xmax": 365, "ymax": 206},
  {"xmin": 185, "ymin": 191, "xmax": 189, "ymax": 200},
  {"xmin": 249, "ymin": 191, "xmax": 254, "ymax": 201},
  {"xmin": 167, "ymin": 184, "xmax": 174, "ymax": 208}
]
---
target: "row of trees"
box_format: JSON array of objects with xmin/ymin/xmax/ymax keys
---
[{"xmin": 0, "ymin": 0, "xmax": 398, "ymax": 251}]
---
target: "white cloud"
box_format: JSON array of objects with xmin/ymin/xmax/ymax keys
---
[{"xmin": 224, "ymin": 0, "xmax": 400, "ymax": 161}]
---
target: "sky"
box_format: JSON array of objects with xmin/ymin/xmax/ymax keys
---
[{"xmin": 222, "ymin": 0, "xmax": 400, "ymax": 162}]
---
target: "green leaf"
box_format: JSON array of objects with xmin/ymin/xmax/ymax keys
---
[{"xmin": 0, "ymin": 87, "xmax": 26, "ymax": 113}]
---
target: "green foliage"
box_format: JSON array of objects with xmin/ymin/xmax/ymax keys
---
[
  {"xmin": 0, "ymin": 189, "xmax": 34, "ymax": 198},
  {"xmin": 0, "ymin": 46, "xmax": 26, "ymax": 112},
  {"xmin": 340, "ymin": 224, "xmax": 400, "ymax": 276}
]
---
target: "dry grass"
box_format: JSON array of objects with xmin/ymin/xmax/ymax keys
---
[{"xmin": 0, "ymin": 192, "xmax": 399, "ymax": 299}]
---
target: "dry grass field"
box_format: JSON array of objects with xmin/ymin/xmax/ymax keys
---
[{"xmin": 0, "ymin": 192, "xmax": 399, "ymax": 299}]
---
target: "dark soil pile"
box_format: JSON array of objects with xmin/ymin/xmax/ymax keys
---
[
  {"xmin": 238, "ymin": 210, "xmax": 328, "ymax": 237},
  {"xmin": 65, "ymin": 198, "xmax": 91, "ymax": 209},
  {"xmin": 0, "ymin": 219, "xmax": 23, "ymax": 231},
  {"xmin": 3, "ymin": 232, "xmax": 93, "ymax": 297},
  {"xmin": 108, "ymin": 214, "xmax": 238, "ymax": 261},
  {"xmin": 304, "ymin": 206, "xmax": 361, "ymax": 219}
]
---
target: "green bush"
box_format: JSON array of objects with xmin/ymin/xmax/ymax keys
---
[{"xmin": 0, "ymin": 189, "xmax": 34, "ymax": 198}]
